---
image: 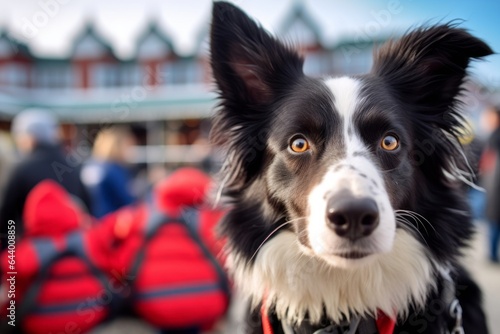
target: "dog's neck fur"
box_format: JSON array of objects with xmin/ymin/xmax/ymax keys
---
[{"xmin": 228, "ymin": 229, "xmax": 437, "ymax": 325}]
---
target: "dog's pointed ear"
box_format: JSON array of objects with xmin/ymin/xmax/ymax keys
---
[
  {"xmin": 210, "ymin": 1, "xmax": 304, "ymax": 106},
  {"xmin": 372, "ymin": 24, "xmax": 493, "ymax": 111},
  {"xmin": 373, "ymin": 25, "xmax": 493, "ymax": 179}
]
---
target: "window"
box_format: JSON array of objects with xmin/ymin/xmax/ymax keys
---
[
  {"xmin": 33, "ymin": 65, "xmax": 75, "ymax": 89},
  {"xmin": 90, "ymin": 63, "xmax": 120, "ymax": 87},
  {"xmin": 183, "ymin": 60, "xmax": 202, "ymax": 84},
  {"xmin": 0, "ymin": 63, "xmax": 28, "ymax": 87},
  {"xmin": 161, "ymin": 60, "xmax": 203, "ymax": 85},
  {"xmin": 333, "ymin": 45, "xmax": 373, "ymax": 75},
  {"xmin": 304, "ymin": 51, "xmax": 333, "ymax": 76},
  {"xmin": 349, "ymin": 47, "xmax": 373, "ymax": 74},
  {"xmin": 120, "ymin": 64, "xmax": 142, "ymax": 86}
]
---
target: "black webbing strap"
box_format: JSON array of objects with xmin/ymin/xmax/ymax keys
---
[
  {"xmin": 356, "ymin": 317, "xmax": 379, "ymax": 334},
  {"xmin": 124, "ymin": 203, "xmax": 178, "ymax": 287},
  {"xmin": 181, "ymin": 208, "xmax": 230, "ymax": 297},
  {"xmin": 126, "ymin": 201, "xmax": 230, "ymax": 298}
]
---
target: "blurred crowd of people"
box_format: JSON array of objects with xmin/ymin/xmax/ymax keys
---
[
  {"xmin": 0, "ymin": 110, "xmax": 139, "ymax": 249},
  {"xmin": 479, "ymin": 105, "xmax": 500, "ymax": 263},
  {"xmin": 0, "ymin": 109, "xmax": 229, "ymax": 334}
]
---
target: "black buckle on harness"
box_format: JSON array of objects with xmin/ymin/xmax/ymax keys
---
[
  {"xmin": 441, "ymin": 268, "xmax": 465, "ymax": 334},
  {"xmin": 447, "ymin": 299, "xmax": 464, "ymax": 334}
]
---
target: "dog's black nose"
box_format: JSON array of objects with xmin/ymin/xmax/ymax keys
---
[{"xmin": 326, "ymin": 193, "xmax": 379, "ymax": 241}]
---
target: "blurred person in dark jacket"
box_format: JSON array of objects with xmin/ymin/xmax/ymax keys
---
[
  {"xmin": 484, "ymin": 105, "xmax": 500, "ymax": 263},
  {"xmin": 0, "ymin": 132, "xmax": 15, "ymax": 208},
  {"xmin": 0, "ymin": 109, "xmax": 91, "ymax": 250},
  {"xmin": 80, "ymin": 126, "xmax": 136, "ymax": 218}
]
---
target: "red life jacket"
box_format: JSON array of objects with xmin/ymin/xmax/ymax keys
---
[
  {"xmin": 1, "ymin": 169, "xmax": 230, "ymax": 333},
  {"xmin": 0, "ymin": 181, "xmax": 111, "ymax": 334},
  {"xmin": 104, "ymin": 168, "xmax": 230, "ymax": 330}
]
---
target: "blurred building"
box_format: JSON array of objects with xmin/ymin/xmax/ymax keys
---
[{"xmin": 0, "ymin": 1, "xmax": 497, "ymax": 166}]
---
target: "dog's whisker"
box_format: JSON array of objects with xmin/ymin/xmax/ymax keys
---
[
  {"xmin": 396, "ymin": 208, "xmax": 446, "ymax": 242},
  {"xmin": 380, "ymin": 166, "xmax": 400, "ymax": 173},
  {"xmin": 249, "ymin": 220, "xmax": 296, "ymax": 262},
  {"xmin": 395, "ymin": 212, "xmax": 430, "ymax": 235},
  {"xmin": 405, "ymin": 211, "xmax": 436, "ymax": 234},
  {"xmin": 396, "ymin": 218, "xmax": 429, "ymax": 246},
  {"xmin": 284, "ymin": 217, "xmax": 308, "ymax": 224},
  {"xmin": 395, "ymin": 210, "xmax": 436, "ymax": 233}
]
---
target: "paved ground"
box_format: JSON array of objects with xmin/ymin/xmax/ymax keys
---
[{"xmin": 463, "ymin": 222, "xmax": 500, "ymax": 334}]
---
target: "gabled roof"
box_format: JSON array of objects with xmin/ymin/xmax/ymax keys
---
[
  {"xmin": 0, "ymin": 31, "xmax": 33, "ymax": 59},
  {"xmin": 134, "ymin": 21, "xmax": 177, "ymax": 59},
  {"xmin": 70, "ymin": 22, "xmax": 116, "ymax": 59},
  {"xmin": 278, "ymin": 0, "xmax": 323, "ymax": 46},
  {"xmin": 136, "ymin": 22, "xmax": 175, "ymax": 50}
]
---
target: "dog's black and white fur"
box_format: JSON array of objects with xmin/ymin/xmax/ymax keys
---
[{"xmin": 210, "ymin": 2, "xmax": 493, "ymax": 333}]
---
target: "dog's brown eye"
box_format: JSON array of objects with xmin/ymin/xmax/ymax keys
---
[
  {"xmin": 381, "ymin": 135, "xmax": 399, "ymax": 151},
  {"xmin": 290, "ymin": 137, "xmax": 310, "ymax": 153}
]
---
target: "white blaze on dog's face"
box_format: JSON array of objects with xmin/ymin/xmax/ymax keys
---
[{"xmin": 305, "ymin": 77, "xmax": 396, "ymax": 268}]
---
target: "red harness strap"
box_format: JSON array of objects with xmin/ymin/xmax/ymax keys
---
[
  {"xmin": 375, "ymin": 312, "xmax": 396, "ymax": 334},
  {"xmin": 261, "ymin": 302, "xmax": 274, "ymax": 334},
  {"xmin": 261, "ymin": 304, "xmax": 396, "ymax": 334}
]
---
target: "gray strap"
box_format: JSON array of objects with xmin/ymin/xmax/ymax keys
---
[{"xmin": 356, "ymin": 316, "xmax": 378, "ymax": 334}]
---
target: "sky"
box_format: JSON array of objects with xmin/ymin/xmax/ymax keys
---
[{"xmin": 0, "ymin": 0, "xmax": 499, "ymax": 85}]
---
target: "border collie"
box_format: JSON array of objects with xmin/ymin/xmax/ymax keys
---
[{"xmin": 209, "ymin": 2, "xmax": 493, "ymax": 333}]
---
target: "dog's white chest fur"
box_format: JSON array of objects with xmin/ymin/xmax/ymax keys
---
[{"xmin": 228, "ymin": 229, "xmax": 435, "ymax": 324}]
